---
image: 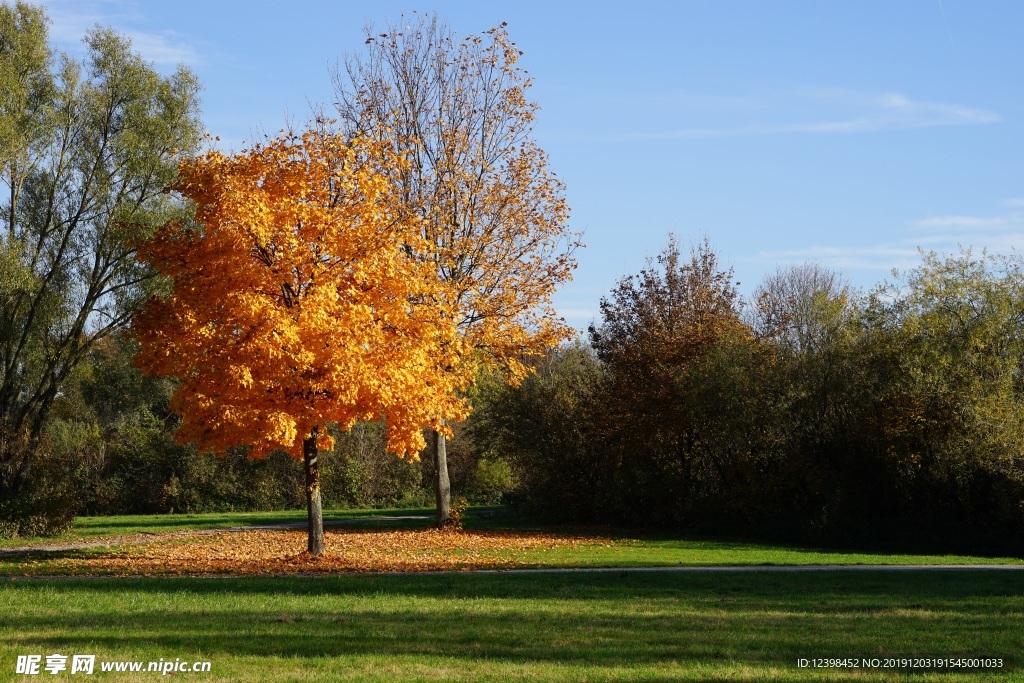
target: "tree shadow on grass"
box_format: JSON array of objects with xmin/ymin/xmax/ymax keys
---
[
  {"xmin": 8, "ymin": 570, "xmax": 1024, "ymax": 600},
  {"xmin": 1, "ymin": 572, "xmax": 1022, "ymax": 669}
]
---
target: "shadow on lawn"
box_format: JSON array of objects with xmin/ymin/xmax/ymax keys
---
[
  {"xmin": 2, "ymin": 572, "xmax": 1022, "ymax": 668},
  {"xmin": 10, "ymin": 567, "xmax": 1024, "ymax": 600}
]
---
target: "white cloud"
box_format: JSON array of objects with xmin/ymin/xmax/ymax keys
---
[
  {"xmin": 579, "ymin": 88, "xmax": 999, "ymax": 142},
  {"xmin": 749, "ymin": 202, "xmax": 1024, "ymax": 275},
  {"xmin": 1003, "ymin": 198, "xmax": 1024, "ymax": 208},
  {"xmin": 39, "ymin": 0, "xmax": 202, "ymax": 67},
  {"xmin": 883, "ymin": 93, "xmax": 913, "ymax": 109},
  {"xmin": 801, "ymin": 87, "xmax": 998, "ymax": 124},
  {"xmin": 121, "ymin": 29, "xmax": 201, "ymax": 66},
  {"xmin": 750, "ymin": 244, "xmax": 922, "ymax": 272},
  {"xmin": 913, "ymin": 213, "xmax": 1022, "ymax": 230},
  {"xmin": 901, "ymin": 207, "xmax": 1024, "ymax": 265}
]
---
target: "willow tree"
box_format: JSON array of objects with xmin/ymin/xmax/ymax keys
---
[
  {"xmin": 133, "ymin": 129, "xmax": 472, "ymax": 555},
  {"xmin": 331, "ymin": 14, "xmax": 580, "ymax": 525},
  {"xmin": 0, "ymin": 2, "xmax": 202, "ymax": 520}
]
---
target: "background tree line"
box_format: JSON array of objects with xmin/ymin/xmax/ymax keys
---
[
  {"xmin": 30, "ymin": 236, "xmax": 1024, "ymax": 556},
  {"xmin": 475, "ymin": 238, "xmax": 1024, "ymax": 555}
]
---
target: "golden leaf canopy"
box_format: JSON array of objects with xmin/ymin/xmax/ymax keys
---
[{"xmin": 134, "ymin": 130, "xmax": 473, "ymax": 459}]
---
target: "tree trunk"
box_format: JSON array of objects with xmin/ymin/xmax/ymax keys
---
[
  {"xmin": 0, "ymin": 423, "xmax": 36, "ymax": 501},
  {"xmin": 433, "ymin": 426, "xmax": 452, "ymax": 527},
  {"xmin": 303, "ymin": 428, "xmax": 324, "ymax": 556}
]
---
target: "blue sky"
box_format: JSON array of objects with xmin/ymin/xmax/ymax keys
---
[{"xmin": 36, "ymin": 0, "xmax": 1024, "ymax": 329}]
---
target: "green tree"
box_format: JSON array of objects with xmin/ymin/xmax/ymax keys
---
[
  {"xmin": 861, "ymin": 249, "xmax": 1024, "ymax": 542},
  {"xmin": 469, "ymin": 343, "xmax": 605, "ymax": 519},
  {"xmin": 749, "ymin": 263, "xmax": 863, "ymax": 532},
  {"xmin": 0, "ymin": 2, "xmax": 202, "ymax": 521}
]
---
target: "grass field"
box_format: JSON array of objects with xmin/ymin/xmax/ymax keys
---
[
  {"xmin": 1, "ymin": 509, "xmax": 1022, "ymax": 680},
  {"xmin": 2, "ymin": 571, "xmax": 1022, "ymax": 681}
]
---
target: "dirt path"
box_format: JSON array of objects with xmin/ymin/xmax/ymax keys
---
[
  {"xmin": 0, "ymin": 531, "xmax": 190, "ymax": 557},
  {"xmin": 3, "ymin": 564, "xmax": 1024, "ymax": 582},
  {"xmin": 469, "ymin": 564, "xmax": 1024, "ymax": 573}
]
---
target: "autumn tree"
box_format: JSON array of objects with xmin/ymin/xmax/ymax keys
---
[
  {"xmin": 0, "ymin": 2, "xmax": 202, "ymax": 529},
  {"xmin": 590, "ymin": 235, "xmax": 748, "ymax": 409},
  {"xmin": 751, "ymin": 263, "xmax": 853, "ymax": 355},
  {"xmin": 330, "ymin": 14, "xmax": 580, "ymax": 525},
  {"xmin": 133, "ymin": 129, "xmax": 472, "ymax": 555},
  {"xmin": 589, "ymin": 236, "xmax": 758, "ymax": 523}
]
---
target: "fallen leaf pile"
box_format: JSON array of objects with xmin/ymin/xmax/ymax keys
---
[{"xmin": 36, "ymin": 528, "xmax": 595, "ymax": 576}]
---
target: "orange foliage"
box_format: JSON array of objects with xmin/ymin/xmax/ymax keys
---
[
  {"xmin": 335, "ymin": 19, "xmax": 581, "ymax": 382},
  {"xmin": 36, "ymin": 529, "xmax": 593, "ymax": 576},
  {"xmin": 133, "ymin": 129, "xmax": 474, "ymax": 459}
]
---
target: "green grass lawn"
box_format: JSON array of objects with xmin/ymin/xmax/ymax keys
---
[
  {"xmin": 1, "ymin": 571, "xmax": 1021, "ymax": 681},
  {"xmin": 508, "ymin": 536, "xmax": 1024, "ymax": 567},
  {"xmin": 2, "ymin": 509, "xmax": 1022, "ymax": 680}
]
